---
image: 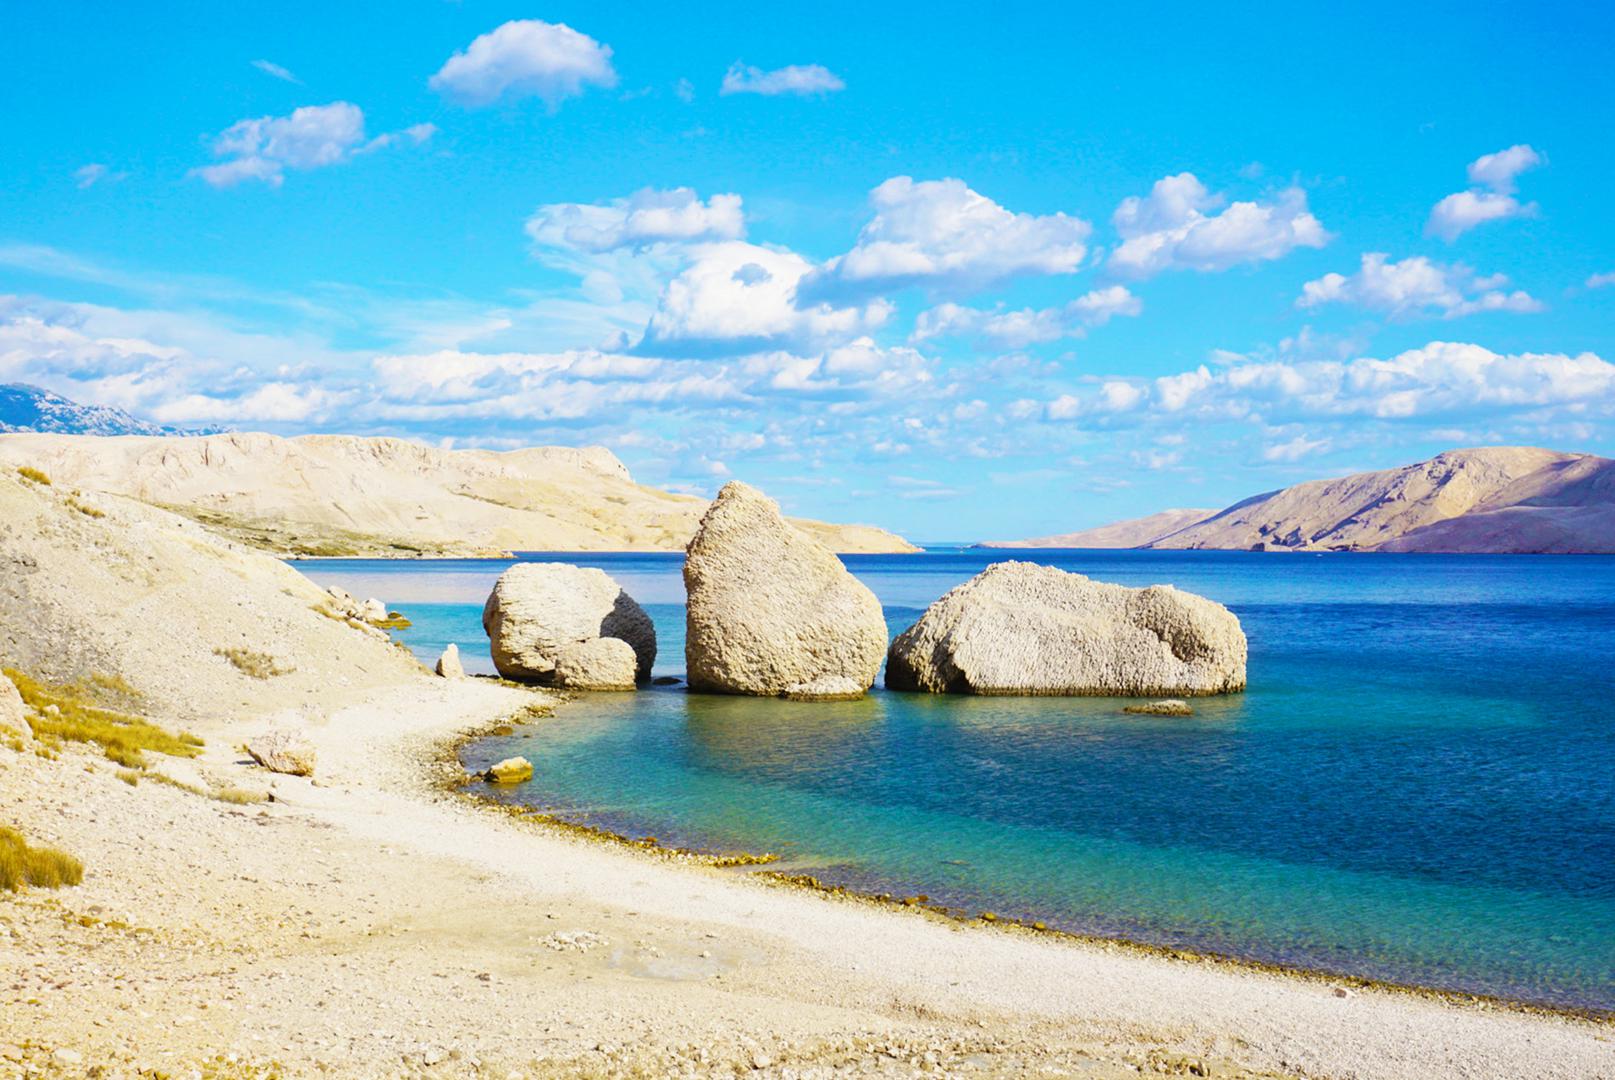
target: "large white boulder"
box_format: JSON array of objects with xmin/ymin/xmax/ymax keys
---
[
  {"xmin": 886, "ymin": 562, "xmax": 1246, "ymax": 696},
  {"xmin": 481, "ymin": 564, "xmax": 655, "ymax": 688},
  {"xmin": 683, "ymin": 481, "xmax": 887, "ymax": 700}
]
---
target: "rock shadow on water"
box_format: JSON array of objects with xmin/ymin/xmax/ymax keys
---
[{"xmin": 681, "ymin": 689, "xmax": 882, "ymax": 774}]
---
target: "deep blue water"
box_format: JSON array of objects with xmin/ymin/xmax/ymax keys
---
[{"xmin": 290, "ymin": 550, "xmax": 1615, "ymax": 1012}]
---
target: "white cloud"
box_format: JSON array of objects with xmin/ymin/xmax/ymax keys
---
[
  {"xmin": 912, "ymin": 286, "xmax": 1142, "ymax": 347},
  {"xmin": 804, "ymin": 176, "xmax": 1091, "ymax": 300},
  {"xmin": 251, "ymin": 59, "xmax": 300, "ymax": 84},
  {"xmin": 1427, "ymin": 144, "xmax": 1543, "ymax": 242},
  {"xmin": 1109, "ymin": 173, "xmax": 1329, "ymax": 278},
  {"xmin": 639, "ymin": 241, "xmax": 891, "ymax": 356},
  {"xmin": 1095, "ymin": 343, "xmax": 1612, "ymax": 422},
  {"xmin": 73, "ymin": 163, "xmax": 123, "ymax": 189},
  {"xmin": 675, "ymin": 78, "xmax": 695, "ymax": 103},
  {"xmin": 1298, "ymin": 253, "xmax": 1543, "ymax": 319},
  {"xmin": 192, "ymin": 102, "xmax": 433, "ymax": 188},
  {"xmin": 720, "ymin": 63, "xmax": 844, "ymax": 97},
  {"xmin": 526, "ymin": 188, "xmax": 745, "ymax": 253},
  {"xmin": 151, "ymin": 382, "xmax": 335, "ymax": 423},
  {"xmin": 1586, "ymin": 272, "xmax": 1615, "ymax": 289},
  {"xmin": 1466, "ymin": 144, "xmax": 1542, "ymax": 195},
  {"xmin": 429, "ymin": 20, "xmax": 616, "ymax": 108},
  {"xmin": 1262, "ymin": 434, "xmax": 1331, "ymax": 462}
]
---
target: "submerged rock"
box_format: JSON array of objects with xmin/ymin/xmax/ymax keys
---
[
  {"xmin": 481, "ymin": 564, "xmax": 655, "ymax": 688},
  {"xmin": 485, "ymin": 756, "xmax": 533, "ymax": 784},
  {"xmin": 887, "ymin": 562, "xmax": 1246, "ymax": 696},
  {"xmin": 246, "ymin": 730, "xmax": 317, "ymax": 777},
  {"xmin": 435, "ymin": 643, "xmax": 465, "ymax": 680},
  {"xmin": 684, "ymin": 481, "xmax": 887, "ymax": 699},
  {"xmin": 0, "ymin": 672, "xmax": 30, "ymax": 742},
  {"xmin": 1124, "ymin": 699, "xmax": 1195, "ymax": 716}
]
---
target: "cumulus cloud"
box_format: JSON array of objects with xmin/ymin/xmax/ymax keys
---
[
  {"xmin": 639, "ymin": 241, "xmax": 891, "ymax": 356},
  {"xmin": 526, "ymin": 188, "xmax": 745, "ymax": 253},
  {"xmin": 429, "ymin": 20, "xmax": 616, "ymax": 108},
  {"xmin": 1108, "ymin": 173, "xmax": 1329, "ymax": 278},
  {"xmin": 720, "ymin": 63, "xmax": 844, "ymax": 96},
  {"xmin": 1586, "ymin": 272, "xmax": 1615, "ymax": 289},
  {"xmin": 804, "ymin": 176, "xmax": 1091, "ymax": 301},
  {"xmin": 1040, "ymin": 341, "xmax": 1613, "ymax": 423},
  {"xmin": 193, "ymin": 102, "xmax": 433, "ymax": 188},
  {"xmin": 251, "ymin": 59, "xmax": 300, "ymax": 84},
  {"xmin": 1298, "ymin": 253, "xmax": 1543, "ymax": 319},
  {"xmin": 1466, "ymin": 144, "xmax": 1543, "ymax": 195},
  {"xmin": 1427, "ymin": 144, "xmax": 1543, "ymax": 242},
  {"xmin": 912, "ymin": 286, "xmax": 1142, "ymax": 347},
  {"xmin": 151, "ymin": 382, "xmax": 335, "ymax": 423}
]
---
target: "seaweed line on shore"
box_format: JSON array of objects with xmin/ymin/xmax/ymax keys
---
[{"xmin": 427, "ymin": 689, "xmax": 1615, "ymax": 1028}]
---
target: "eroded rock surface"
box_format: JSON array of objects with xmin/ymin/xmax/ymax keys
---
[
  {"xmin": 684, "ymin": 482, "xmax": 886, "ymax": 700},
  {"xmin": 887, "ymin": 562, "xmax": 1246, "ymax": 697}
]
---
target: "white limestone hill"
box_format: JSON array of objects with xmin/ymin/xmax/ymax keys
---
[
  {"xmin": 992, "ymin": 448, "xmax": 1615, "ymax": 554},
  {"xmin": 0, "ymin": 432, "xmax": 917, "ymax": 557},
  {"xmin": 979, "ymin": 508, "xmax": 1218, "ymax": 549}
]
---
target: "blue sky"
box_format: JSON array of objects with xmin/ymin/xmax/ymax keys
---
[{"xmin": 3, "ymin": 1, "xmax": 1613, "ymax": 541}]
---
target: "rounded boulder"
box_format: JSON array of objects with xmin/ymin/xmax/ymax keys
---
[{"xmin": 886, "ymin": 561, "xmax": 1246, "ymax": 696}]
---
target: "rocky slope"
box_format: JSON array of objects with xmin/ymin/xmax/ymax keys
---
[
  {"xmin": 981, "ymin": 508, "xmax": 1217, "ymax": 549},
  {"xmin": 994, "ymin": 448, "xmax": 1615, "ymax": 554},
  {"xmin": 0, "ymin": 432, "xmax": 917, "ymax": 556}
]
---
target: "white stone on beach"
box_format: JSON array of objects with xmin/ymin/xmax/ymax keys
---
[
  {"xmin": 361, "ymin": 598, "xmax": 387, "ymax": 622},
  {"xmin": 481, "ymin": 563, "xmax": 655, "ymax": 688},
  {"xmin": 886, "ymin": 561, "xmax": 1246, "ymax": 696},
  {"xmin": 683, "ymin": 481, "xmax": 887, "ymax": 700},
  {"xmin": 246, "ymin": 730, "xmax": 318, "ymax": 777},
  {"xmin": 435, "ymin": 643, "xmax": 465, "ymax": 679}
]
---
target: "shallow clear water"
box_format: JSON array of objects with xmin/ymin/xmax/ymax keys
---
[{"xmin": 292, "ymin": 550, "xmax": 1615, "ymax": 1012}]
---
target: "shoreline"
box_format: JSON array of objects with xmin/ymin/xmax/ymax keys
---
[
  {"xmin": 445, "ymin": 712, "xmax": 1615, "ymax": 1026},
  {"xmin": 8, "ymin": 676, "xmax": 1614, "ymax": 1078}
]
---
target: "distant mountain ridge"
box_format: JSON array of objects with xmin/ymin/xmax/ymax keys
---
[
  {"xmin": 990, "ymin": 447, "xmax": 1615, "ymax": 554},
  {"xmin": 980, "ymin": 508, "xmax": 1218, "ymax": 549},
  {"xmin": 0, "ymin": 383, "xmax": 219, "ymax": 437}
]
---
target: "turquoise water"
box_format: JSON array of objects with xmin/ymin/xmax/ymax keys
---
[{"xmin": 291, "ymin": 551, "xmax": 1615, "ymax": 1012}]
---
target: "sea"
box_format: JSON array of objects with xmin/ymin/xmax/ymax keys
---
[{"xmin": 289, "ymin": 549, "xmax": 1615, "ymax": 1013}]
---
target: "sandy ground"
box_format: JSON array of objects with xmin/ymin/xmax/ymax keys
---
[{"xmin": 4, "ymin": 675, "xmax": 1611, "ymax": 1080}]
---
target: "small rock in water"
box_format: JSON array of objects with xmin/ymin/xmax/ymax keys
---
[
  {"xmin": 484, "ymin": 756, "xmax": 533, "ymax": 784},
  {"xmin": 1123, "ymin": 699, "xmax": 1194, "ymax": 716},
  {"xmin": 435, "ymin": 643, "xmax": 465, "ymax": 679}
]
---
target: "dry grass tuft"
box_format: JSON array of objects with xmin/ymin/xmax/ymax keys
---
[
  {"xmin": 4, "ymin": 667, "xmax": 203, "ymax": 768},
  {"xmin": 68, "ymin": 496, "xmax": 106, "ymax": 518},
  {"xmin": 0, "ymin": 826, "xmax": 83, "ymax": 891},
  {"xmin": 15, "ymin": 465, "xmax": 51, "ymax": 486},
  {"xmin": 215, "ymin": 647, "xmax": 294, "ymax": 679}
]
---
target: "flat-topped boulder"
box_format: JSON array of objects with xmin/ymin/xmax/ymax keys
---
[
  {"xmin": 684, "ymin": 482, "xmax": 887, "ymax": 699},
  {"xmin": 482, "ymin": 564, "xmax": 655, "ymax": 688},
  {"xmin": 886, "ymin": 562, "xmax": 1246, "ymax": 696}
]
